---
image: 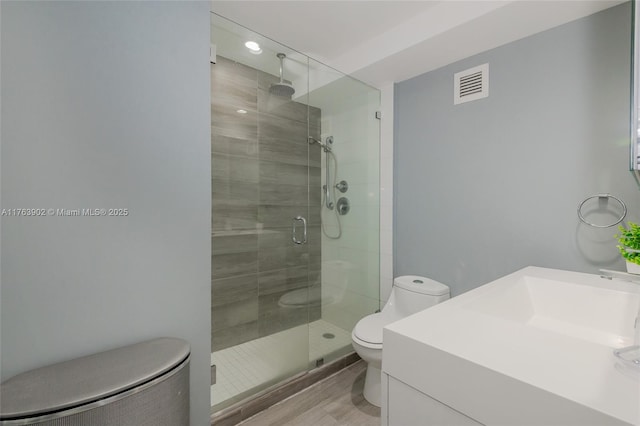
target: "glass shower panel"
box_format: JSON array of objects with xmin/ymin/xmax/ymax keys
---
[
  {"xmin": 307, "ymin": 59, "xmax": 381, "ymax": 366},
  {"xmin": 211, "ymin": 13, "xmax": 311, "ymax": 411}
]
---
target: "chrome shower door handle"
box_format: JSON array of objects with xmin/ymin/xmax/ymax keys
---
[{"xmin": 291, "ymin": 216, "xmax": 307, "ymax": 245}]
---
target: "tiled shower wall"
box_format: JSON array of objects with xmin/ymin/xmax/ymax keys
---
[{"xmin": 211, "ymin": 56, "xmax": 321, "ymax": 352}]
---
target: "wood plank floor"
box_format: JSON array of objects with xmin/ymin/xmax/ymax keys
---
[{"xmin": 238, "ymin": 360, "xmax": 381, "ymax": 426}]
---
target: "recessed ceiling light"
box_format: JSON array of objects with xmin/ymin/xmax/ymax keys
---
[
  {"xmin": 244, "ymin": 41, "xmax": 262, "ymax": 54},
  {"xmin": 236, "ymin": 109, "xmax": 248, "ymax": 114}
]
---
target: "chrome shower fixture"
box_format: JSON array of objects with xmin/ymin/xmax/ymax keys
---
[
  {"xmin": 310, "ymin": 135, "xmax": 348, "ymax": 239},
  {"xmin": 308, "ymin": 136, "xmax": 332, "ymax": 152},
  {"xmin": 309, "ymin": 136, "xmax": 335, "ymax": 210},
  {"xmin": 269, "ymin": 53, "xmax": 295, "ymax": 98},
  {"xmin": 335, "ymin": 180, "xmax": 348, "ymax": 193}
]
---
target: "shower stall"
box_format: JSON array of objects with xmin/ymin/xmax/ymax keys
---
[{"xmin": 211, "ymin": 13, "xmax": 380, "ymax": 412}]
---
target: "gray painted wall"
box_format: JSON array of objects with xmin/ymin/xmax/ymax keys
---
[
  {"xmin": 395, "ymin": 3, "xmax": 640, "ymax": 296},
  {"xmin": 0, "ymin": 2, "xmax": 211, "ymax": 424}
]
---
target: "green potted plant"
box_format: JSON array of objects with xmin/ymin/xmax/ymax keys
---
[{"xmin": 616, "ymin": 222, "xmax": 640, "ymax": 274}]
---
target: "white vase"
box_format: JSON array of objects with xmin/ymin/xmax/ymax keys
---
[{"xmin": 625, "ymin": 260, "xmax": 640, "ymax": 275}]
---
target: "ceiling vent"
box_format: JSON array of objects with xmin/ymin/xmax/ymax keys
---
[{"xmin": 454, "ymin": 63, "xmax": 489, "ymax": 105}]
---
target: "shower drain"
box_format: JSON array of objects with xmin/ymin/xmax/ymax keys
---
[{"xmin": 322, "ymin": 333, "xmax": 335, "ymax": 339}]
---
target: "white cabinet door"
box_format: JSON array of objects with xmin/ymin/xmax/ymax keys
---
[{"xmin": 387, "ymin": 376, "xmax": 482, "ymax": 426}]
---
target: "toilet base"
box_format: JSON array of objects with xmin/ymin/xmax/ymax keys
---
[{"xmin": 362, "ymin": 363, "xmax": 381, "ymax": 407}]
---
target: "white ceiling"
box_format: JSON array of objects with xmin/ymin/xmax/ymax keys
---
[
  {"xmin": 211, "ymin": 0, "xmax": 625, "ymax": 87},
  {"xmin": 212, "ymin": 1, "xmax": 441, "ymax": 62}
]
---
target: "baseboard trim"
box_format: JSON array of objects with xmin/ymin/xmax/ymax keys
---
[{"xmin": 211, "ymin": 352, "xmax": 360, "ymax": 426}]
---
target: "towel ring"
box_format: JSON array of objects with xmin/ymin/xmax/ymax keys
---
[{"xmin": 577, "ymin": 193, "xmax": 627, "ymax": 228}]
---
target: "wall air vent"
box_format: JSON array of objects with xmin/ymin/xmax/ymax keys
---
[{"xmin": 454, "ymin": 63, "xmax": 489, "ymax": 105}]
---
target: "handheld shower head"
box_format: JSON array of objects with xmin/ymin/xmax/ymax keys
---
[{"xmin": 308, "ymin": 137, "xmax": 331, "ymax": 152}]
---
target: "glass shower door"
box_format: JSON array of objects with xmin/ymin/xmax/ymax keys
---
[
  {"xmin": 210, "ymin": 12, "xmax": 381, "ymax": 414},
  {"xmin": 211, "ymin": 14, "xmax": 312, "ymax": 411}
]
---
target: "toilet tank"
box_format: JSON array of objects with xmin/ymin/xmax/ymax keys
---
[{"xmin": 391, "ymin": 275, "xmax": 450, "ymax": 316}]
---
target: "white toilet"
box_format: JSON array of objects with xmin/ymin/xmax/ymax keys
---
[{"xmin": 351, "ymin": 275, "xmax": 450, "ymax": 407}]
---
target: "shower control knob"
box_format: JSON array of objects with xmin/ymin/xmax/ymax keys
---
[
  {"xmin": 336, "ymin": 197, "xmax": 350, "ymax": 216},
  {"xmin": 335, "ymin": 180, "xmax": 349, "ymax": 193}
]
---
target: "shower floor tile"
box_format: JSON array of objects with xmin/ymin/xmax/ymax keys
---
[{"xmin": 211, "ymin": 319, "xmax": 352, "ymax": 408}]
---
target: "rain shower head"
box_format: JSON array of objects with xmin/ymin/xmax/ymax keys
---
[
  {"xmin": 270, "ymin": 82, "xmax": 295, "ymax": 98},
  {"xmin": 270, "ymin": 53, "xmax": 295, "ymax": 98}
]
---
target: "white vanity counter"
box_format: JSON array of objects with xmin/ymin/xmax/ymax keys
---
[{"xmin": 382, "ymin": 266, "xmax": 640, "ymax": 426}]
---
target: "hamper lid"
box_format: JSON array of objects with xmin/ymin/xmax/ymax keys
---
[{"xmin": 0, "ymin": 337, "xmax": 190, "ymax": 420}]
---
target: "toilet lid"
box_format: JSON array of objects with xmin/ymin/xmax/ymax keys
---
[{"xmin": 353, "ymin": 311, "xmax": 400, "ymax": 345}]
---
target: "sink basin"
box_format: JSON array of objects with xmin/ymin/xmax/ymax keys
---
[
  {"xmin": 464, "ymin": 271, "xmax": 639, "ymax": 348},
  {"xmin": 383, "ymin": 266, "xmax": 640, "ymax": 426}
]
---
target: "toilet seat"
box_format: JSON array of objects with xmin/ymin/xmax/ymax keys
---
[
  {"xmin": 353, "ymin": 310, "xmax": 402, "ymax": 348},
  {"xmin": 352, "ymin": 331, "xmax": 381, "ymax": 350}
]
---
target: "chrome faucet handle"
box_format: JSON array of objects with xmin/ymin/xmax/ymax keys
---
[
  {"xmin": 613, "ymin": 345, "xmax": 640, "ymax": 369},
  {"xmin": 335, "ymin": 180, "xmax": 348, "ymax": 193},
  {"xmin": 599, "ymin": 269, "xmax": 640, "ymax": 284}
]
